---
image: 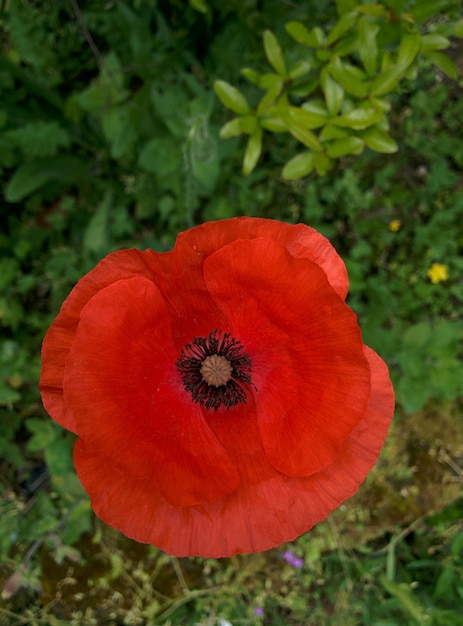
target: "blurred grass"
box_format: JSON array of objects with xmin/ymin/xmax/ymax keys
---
[{"xmin": 1, "ymin": 1, "xmax": 462, "ymax": 624}]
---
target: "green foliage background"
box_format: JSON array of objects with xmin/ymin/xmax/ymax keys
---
[{"xmin": 0, "ymin": 1, "xmax": 462, "ymax": 624}]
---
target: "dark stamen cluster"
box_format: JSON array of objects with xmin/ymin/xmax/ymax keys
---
[{"xmin": 176, "ymin": 329, "xmax": 253, "ymax": 411}]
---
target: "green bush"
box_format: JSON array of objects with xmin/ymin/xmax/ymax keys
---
[{"xmin": 214, "ymin": 0, "xmax": 463, "ymax": 177}]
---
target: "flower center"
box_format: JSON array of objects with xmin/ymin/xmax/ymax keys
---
[
  {"xmin": 176, "ymin": 329, "xmax": 254, "ymax": 411},
  {"xmin": 200, "ymin": 355, "xmax": 232, "ymax": 387}
]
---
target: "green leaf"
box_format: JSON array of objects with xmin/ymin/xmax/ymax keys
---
[
  {"xmin": 370, "ymin": 64, "xmax": 407, "ymax": 96},
  {"xmin": 360, "ymin": 126, "xmax": 398, "ymax": 153},
  {"xmin": 0, "ymin": 258, "xmax": 18, "ymax": 290},
  {"xmin": 83, "ymin": 192, "xmax": 111, "ymax": 254},
  {"xmin": 150, "ymin": 87, "xmax": 188, "ymax": 138},
  {"xmin": 59, "ymin": 499, "xmax": 92, "ymax": 545},
  {"xmin": 77, "ymin": 52, "xmax": 128, "ymax": 112},
  {"xmin": 100, "ymin": 51, "xmax": 125, "ymax": 91},
  {"xmin": 403, "ymin": 322, "xmax": 431, "ymax": 348},
  {"xmin": 263, "ymin": 30, "xmax": 286, "ymax": 76},
  {"xmin": 320, "ymin": 68, "xmax": 344, "ymax": 116},
  {"xmin": 188, "ymin": 0, "xmax": 209, "ymax": 13},
  {"xmin": 397, "ymin": 31, "xmax": 421, "ymax": 67},
  {"xmin": 285, "ymin": 22, "xmax": 324, "ymax": 47},
  {"xmin": 326, "ymin": 11, "xmax": 358, "ymax": 46},
  {"xmin": 431, "ymin": 321, "xmax": 463, "ymax": 347},
  {"xmin": 259, "ymin": 72, "xmax": 283, "ymax": 90},
  {"xmin": 423, "ymin": 51, "xmax": 458, "ymax": 79},
  {"xmin": 370, "ymin": 96, "xmax": 391, "ymax": 112},
  {"xmin": 326, "ymin": 136, "xmax": 364, "ymax": 158},
  {"xmin": 102, "ymin": 104, "xmax": 138, "ymax": 159},
  {"xmin": 279, "ymin": 111, "xmax": 323, "ymax": 150},
  {"xmin": 396, "ymin": 383, "xmax": 425, "ymax": 414},
  {"xmin": 5, "ymin": 121, "xmax": 70, "ymax": 158},
  {"xmin": 0, "ymin": 297, "xmax": 23, "ymax": 332},
  {"xmin": 453, "ymin": 19, "xmax": 463, "ymax": 37},
  {"xmin": 316, "ymin": 49, "xmax": 332, "ymax": 62},
  {"xmin": 5, "ymin": 156, "xmax": 87, "ymax": 202},
  {"xmin": 355, "ymin": 3, "xmax": 389, "ymax": 17},
  {"xmin": 450, "ymin": 531, "xmax": 463, "ymax": 557},
  {"xmin": 242, "ymin": 128, "xmax": 262, "ymax": 175},
  {"xmin": 332, "ymin": 107, "xmax": 384, "ymax": 130},
  {"xmin": 333, "ymin": 32, "xmax": 360, "ymax": 57},
  {"xmin": 285, "ymin": 21, "xmax": 309, "ymax": 44},
  {"xmin": 328, "ymin": 57, "xmax": 368, "ymax": 98},
  {"xmin": 410, "ymin": 0, "xmax": 455, "ymax": 23},
  {"xmin": 117, "ymin": 3, "xmax": 153, "ymax": 60},
  {"xmin": 302, "ymin": 100, "xmax": 329, "ymax": 116},
  {"xmin": 45, "ymin": 437, "xmax": 74, "ymax": 478},
  {"xmin": 282, "ymin": 151, "xmax": 314, "ymax": 179},
  {"xmin": 219, "ymin": 116, "xmax": 257, "ymax": 138},
  {"xmin": 26, "ymin": 418, "xmax": 56, "ymax": 451},
  {"xmin": 256, "ymin": 78, "xmax": 285, "ymax": 115},
  {"xmin": 138, "ymin": 138, "xmax": 181, "ymax": 176},
  {"xmin": 358, "ymin": 16, "xmax": 379, "ymax": 77},
  {"xmin": 0, "ymin": 380, "xmax": 20, "ymax": 405},
  {"xmin": 379, "ymin": 576, "xmax": 428, "ymax": 624},
  {"xmin": 287, "ymin": 106, "xmax": 328, "ymax": 129},
  {"xmin": 241, "ymin": 68, "xmax": 261, "ymax": 85},
  {"xmin": 8, "ymin": 2, "xmax": 56, "ymax": 71},
  {"xmin": 335, "ymin": 0, "xmax": 357, "ymax": 15},
  {"xmin": 313, "ymin": 152, "xmax": 331, "ymax": 175},
  {"xmin": 6, "ymin": 165, "xmax": 49, "ymax": 203},
  {"xmin": 370, "ymin": 32, "xmax": 421, "ymax": 96},
  {"xmin": 320, "ymin": 124, "xmax": 349, "ymax": 140},
  {"xmin": 213, "ymin": 80, "xmax": 250, "ymax": 115},
  {"xmin": 290, "ymin": 76, "xmax": 320, "ymax": 97},
  {"xmin": 192, "ymin": 142, "xmax": 220, "ymax": 195},
  {"xmin": 420, "ymin": 33, "xmax": 451, "ymax": 51},
  {"xmin": 259, "ymin": 115, "xmax": 287, "ymax": 132},
  {"xmin": 433, "ymin": 565, "xmax": 456, "ymax": 601},
  {"xmin": 288, "ymin": 60, "xmax": 311, "ymax": 80}
]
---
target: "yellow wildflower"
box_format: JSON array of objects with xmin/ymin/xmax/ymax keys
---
[
  {"xmin": 427, "ymin": 263, "xmax": 449, "ymax": 284},
  {"xmin": 388, "ymin": 220, "xmax": 401, "ymax": 232}
]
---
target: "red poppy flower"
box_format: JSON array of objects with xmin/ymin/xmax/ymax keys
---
[{"xmin": 39, "ymin": 217, "xmax": 394, "ymax": 557}]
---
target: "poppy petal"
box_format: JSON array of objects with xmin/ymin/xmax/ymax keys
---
[
  {"xmin": 39, "ymin": 249, "xmax": 161, "ymax": 431},
  {"xmin": 287, "ymin": 345, "xmax": 395, "ymax": 525},
  {"xmin": 174, "ymin": 217, "xmax": 349, "ymax": 299},
  {"xmin": 202, "ymin": 237, "xmax": 371, "ymax": 477},
  {"xmin": 73, "ymin": 346, "xmax": 393, "ymax": 557},
  {"xmin": 64, "ymin": 276, "xmax": 240, "ymax": 507},
  {"xmin": 142, "ymin": 245, "xmax": 228, "ymax": 350}
]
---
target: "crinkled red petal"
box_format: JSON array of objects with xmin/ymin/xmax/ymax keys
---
[
  {"xmin": 203, "ymin": 237, "xmax": 371, "ymax": 477},
  {"xmin": 73, "ymin": 346, "xmax": 394, "ymax": 557},
  {"xmin": 174, "ymin": 217, "xmax": 349, "ymax": 299},
  {"xmin": 64, "ymin": 276, "xmax": 239, "ymax": 507},
  {"xmin": 39, "ymin": 249, "xmax": 162, "ymax": 431}
]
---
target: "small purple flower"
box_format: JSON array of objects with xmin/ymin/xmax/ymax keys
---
[
  {"xmin": 283, "ymin": 549, "xmax": 304, "ymax": 568},
  {"xmin": 253, "ymin": 607, "xmax": 264, "ymax": 616}
]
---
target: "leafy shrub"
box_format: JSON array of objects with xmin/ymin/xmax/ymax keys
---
[{"xmin": 214, "ymin": 0, "xmax": 463, "ymax": 177}]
